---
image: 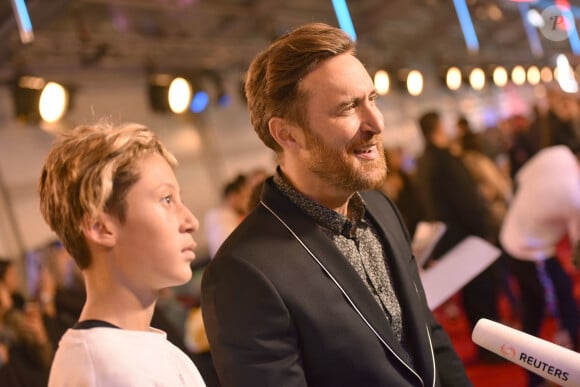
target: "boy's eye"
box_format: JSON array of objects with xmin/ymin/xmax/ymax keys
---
[{"xmin": 162, "ymin": 195, "xmax": 172, "ymax": 204}]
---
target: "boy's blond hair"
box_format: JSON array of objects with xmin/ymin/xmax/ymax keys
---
[{"xmin": 39, "ymin": 121, "xmax": 177, "ymax": 269}]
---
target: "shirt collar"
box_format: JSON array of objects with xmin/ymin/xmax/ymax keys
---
[{"xmin": 272, "ymin": 168, "xmax": 366, "ymax": 238}]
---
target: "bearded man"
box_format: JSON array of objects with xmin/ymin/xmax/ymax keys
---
[{"xmin": 201, "ymin": 23, "xmax": 471, "ymax": 387}]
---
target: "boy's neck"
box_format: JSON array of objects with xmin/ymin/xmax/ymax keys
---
[
  {"xmin": 80, "ymin": 271, "xmax": 157, "ymax": 331},
  {"xmin": 78, "ymin": 301, "xmax": 156, "ymax": 331}
]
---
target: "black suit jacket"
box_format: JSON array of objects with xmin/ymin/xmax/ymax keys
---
[{"xmin": 201, "ymin": 178, "xmax": 471, "ymax": 387}]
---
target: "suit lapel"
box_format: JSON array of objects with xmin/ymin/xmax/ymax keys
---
[
  {"xmin": 362, "ymin": 190, "xmax": 436, "ymax": 385},
  {"xmin": 261, "ymin": 181, "xmax": 419, "ymax": 374}
]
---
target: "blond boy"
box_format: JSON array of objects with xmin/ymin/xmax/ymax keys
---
[{"xmin": 39, "ymin": 122, "xmax": 205, "ymax": 386}]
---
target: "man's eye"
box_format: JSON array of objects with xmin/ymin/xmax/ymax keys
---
[{"xmin": 342, "ymin": 104, "xmax": 355, "ymax": 113}]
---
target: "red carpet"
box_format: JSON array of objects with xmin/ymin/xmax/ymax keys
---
[
  {"xmin": 436, "ymin": 299, "xmax": 527, "ymax": 386},
  {"xmin": 435, "ymin": 261, "xmax": 580, "ymax": 387}
]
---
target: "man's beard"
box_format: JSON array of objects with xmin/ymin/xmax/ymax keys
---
[{"xmin": 303, "ymin": 128, "xmax": 387, "ymax": 192}]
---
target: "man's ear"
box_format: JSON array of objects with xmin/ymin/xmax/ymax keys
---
[
  {"xmin": 269, "ymin": 117, "xmax": 303, "ymax": 152},
  {"xmin": 81, "ymin": 213, "xmax": 117, "ymax": 248}
]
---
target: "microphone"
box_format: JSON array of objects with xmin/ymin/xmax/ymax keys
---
[{"xmin": 472, "ymin": 319, "xmax": 580, "ymax": 386}]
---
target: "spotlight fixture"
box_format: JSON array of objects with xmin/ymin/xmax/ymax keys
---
[
  {"xmin": 168, "ymin": 77, "xmax": 192, "ymax": 114},
  {"xmin": 11, "ymin": 75, "xmax": 71, "ymax": 123},
  {"xmin": 148, "ymin": 73, "xmax": 192, "ymax": 114},
  {"xmin": 39, "ymin": 82, "xmax": 69, "ymax": 123},
  {"xmin": 148, "ymin": 69, "xmax": 230, "ymax": 114}
]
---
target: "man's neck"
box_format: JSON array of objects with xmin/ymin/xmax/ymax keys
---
[{"xmin": 278, "ymin": 166, "xmax": 352, "ymax": 216}]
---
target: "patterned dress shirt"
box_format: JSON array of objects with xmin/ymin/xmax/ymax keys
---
[{"xmin": 273, "ymin": 171, "xmax": 406, "ymax": 343}]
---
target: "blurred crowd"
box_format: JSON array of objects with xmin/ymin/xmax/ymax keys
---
[
  {"xmin": 1, "ymin": 88, "xmax": 580, "ymax": 387},
  {"xmin": 382, "ymin": 88, "xmax": 580, "ymax": 386}
]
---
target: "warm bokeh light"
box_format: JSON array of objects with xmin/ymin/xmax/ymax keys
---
[
  {"xmin": 511, "ymin": 65, "xmax": 526, "ymax": 86},
  {"xmin": 469, "ymin": 68, "xmax": 485, "ymax": 90},
  {"xmin": 39, "ymin": 82, "xmax": 68, "ymax": 123},
  {"xmin": 407, "ymin": 70, "xmax": 423, "ymax": 96},
  {"xmin": 493, "ymin": 66, "xmax": 508, "ymax": 87},
  {"xmin": 446, "ymin": 67, "xmax": 462, "ymax": 90},
  {"xmin": 527, "ymin": 66, "xmax": 541, "ymax": 85},
  {"xmin": 540, "ymin": 66, "xmax": 553, "ymax": 83},
  {"xmin": 374, "ymin": 70, "xmax": 390, "ymax": 95},
  {"xmin": 168, "ymin": 77, "xmax": 192, "ymax": 114}
]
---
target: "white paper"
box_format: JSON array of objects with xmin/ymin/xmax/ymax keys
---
[
  {"xmin": 411, "ymin": 221, "xmax": 446, "ymax": 267},
  {"xmin": 419, "ymin": 236, "xmax": 500, "ymax": 310}
]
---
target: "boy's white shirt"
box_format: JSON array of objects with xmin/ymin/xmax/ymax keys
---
[{"xmin": 48, "ymin": 326, "xmax": 206, "ymax": 387}]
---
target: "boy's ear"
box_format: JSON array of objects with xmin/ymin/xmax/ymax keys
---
[
  {"xmin": 81, "ymin": 213, "xmax": 117, "ymax": 248},
  {"xmin": 269, "ymin": 117, "xmax": 303, "ymax": 152}
]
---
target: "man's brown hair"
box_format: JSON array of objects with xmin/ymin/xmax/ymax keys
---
[{"xmin": 244, "ymin": 23, "xmax": 355, "ymax": 153}]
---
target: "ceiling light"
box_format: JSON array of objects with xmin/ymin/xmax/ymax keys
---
[
  {"xmin": 469, "ymin": 68, "xmax": 485, "ymax": 90},
  {"xmin": 511, "ymin": 65, "xmax": 526, "ymax": 86},
  {"xmin": 39, "ymin": 82, "xmax": 69, "ymax": 123},
  {"xmin": 540, "ymin": 66, "xmax": 553, "ymax": 83},
  {"xmin": 493, "ymin": 66, "xmax": 508, "ymax": 87},
  {"xmin": 148, "ymin": 73, "xmax": 194, "ymax": 114},
  {"xmin": 526, "ymin": 66, "xmax": 541, "ymax": 85},
  {"xmin": 168, "ymin": 77, "xmax": 192, "ymax": 114},
  {"xmin": 406, "ymin": 70, "xmax": 423, "ymax": 96},
  {"xmin": 446, "ymin": 67, "xmax": 462, "ymax": 90},
  {"xmin": 374, "ymin": 70, "xmax": 390, "ymax": 95},
  {"xmin": 12, "ymin": 76, "xmax": 71, "ymax": 123}
]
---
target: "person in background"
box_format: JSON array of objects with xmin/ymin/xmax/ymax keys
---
[
  {"xmin": 505, "ymin": 114, "xmax": 539, "ymax": 179},
  {"xmin": 39, "ymin": 121, "xmax": 206, "ymax": 386},
  {"xmin": 33, "ymin": 241, "xmax": 85, "ymax": 346},
  {"xmin": 500, "ymin": 145, "xmax": 580, "ymax": 387},
  {"xmin": 205, "ymin": 169, "xmax": 269, "ymax": 259},
  {"xmin": 202, "ymin": 23, "xmax": 470, "ymax": 387},
  {"xmin": 381, "ymin": 147, "xmax": 425, "ymax": 237},
  {"xmin": 455, "ymin": 117, "xmax": 520, "ymax": 324},
  {"xmin": 204, "ymin": 174, "xmax": 249, "ymax": 258},
  {"xmin": 415, "ymin": 111, "xmax": 502, "ymax": 363},
  {"xmin": 454, "ymin": 117, "xmax": 512, "ymax": 237},
  {"xmin": 0, "ymin": 259, "xmax": 25, "ymax": 310},
  {"xmin": 0, "ymin": 259, "xmax": 54, "ymax": 387}
]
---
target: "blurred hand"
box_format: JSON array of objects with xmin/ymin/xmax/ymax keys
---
[
  {"xmin": 0, "ymin": 283, "xmax": 13, "ymax": 315},
  {"xmin": 0, "ymin": 342, "xmax": 9, "ymax": 366},
  {"xmin": 37, "ymin": 266, "xmax": 57, "ymax": 316}
]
